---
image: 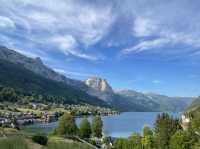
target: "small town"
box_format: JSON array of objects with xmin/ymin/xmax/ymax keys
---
[{"xmin": 0, "ymin": 103, "xmax": 119, "ymax": 129}]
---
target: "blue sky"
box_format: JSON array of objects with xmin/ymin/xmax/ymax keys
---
[{"xmin": 0, "ymin": 0, "xmax": 200, "ymax": 96}]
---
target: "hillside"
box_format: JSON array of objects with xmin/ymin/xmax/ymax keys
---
[
  {"xmin": 186, "ymin": 96, "xmax": 200, "ymax": 112},
  {"xmin": 0, "ymin": 46, "xmax": 90, "ymax": 92},
  {"xmin": 0, "ymin": 59, "xmax": 108, "ymax": 107},
  {"xmin": 144, "ymin": 93, "xmax": 194, "ymax": 111}
]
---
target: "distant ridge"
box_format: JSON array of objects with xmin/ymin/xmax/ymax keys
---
[{"xmin": 85, "ymin": 77, "xmax": 195, "ymax": 112}]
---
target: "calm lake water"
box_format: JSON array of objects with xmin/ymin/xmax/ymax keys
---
[{"xmin": 27, "ymin": 112, "xmax": 180, "ymax": 138}]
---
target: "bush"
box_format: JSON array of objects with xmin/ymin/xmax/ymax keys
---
[{"xmin": 32, "ymin": 134, "xmax": 48, "ymax": 145}]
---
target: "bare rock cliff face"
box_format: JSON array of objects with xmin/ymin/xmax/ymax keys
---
[
  {"xmin": 85, "ymin": 77, "xmax": 113, "ymax": 93},
  {"xmin": 85, "ymin": 77, "xmax": 114, "ymax": 102}
]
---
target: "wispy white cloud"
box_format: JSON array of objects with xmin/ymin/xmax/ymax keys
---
[
  {"xmin": 54, "ymin": 68, "xmax": 93, "ymax": 78},
  {"xmin": 0, "ymin": 0, "xmax": 115, "ymax": 61},
  {"xmin": 50, "ymin": 35, "xmax": 99, "ymax": 61},
  {"xmin": 152, "ymin": 80, "xmax": 162, "ymax": 84},
  {"xmin": 121, "ymin": 0, "xmax": 200, "ymax": 55},
  {"xmin": 1, "ymin": 0, "xmax": 200, "ymax": 61},
  {"xmin": 122, "ymin": 38, "xmax": 169, "ymax": 54},
  {"xmin": 133, "ymin": 17, "xmax": 157, "ymax": 37},
  {"xmin": 0, "ymin": 16, "xmax": 15, "ymax": 28}
]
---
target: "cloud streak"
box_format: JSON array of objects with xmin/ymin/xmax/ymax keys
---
[
  {"xmin": 0, "ymin": 0, "xmax": 114, "ymax": 61},
  {"xmin": 121, "ymin": 0, "xmax": 200, "ymax": 56},
  {"xmin": 1, "ymin": 0, "xmax": 200, "ymax": 61},
  {"xmin": 54, "ymin": 68, "xmax": 93, "ymax": 78}
]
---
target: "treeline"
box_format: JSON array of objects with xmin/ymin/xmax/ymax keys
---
[
  {"xmin": 54, "ymin": 113, "xmax": 103, "ymax": 139},
  {"xmin": 0, "ymin": 86, "xmax": 108, "ymax": 108},
  {"xmin": 0, "ymin": 86, "xmax": 72, "ymax": 104},
  {"xmin": 114, "ymin": 113, "xmax": 200, "ymax": 149}
]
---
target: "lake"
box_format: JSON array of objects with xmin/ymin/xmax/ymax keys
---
[{"xmin": 26, "ymin": 112, "xmax": 180, "ymax": 138}]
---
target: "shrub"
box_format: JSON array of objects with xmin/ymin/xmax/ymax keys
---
[{"xmin": 32, "ymin": 134, "xmax": 48, "ymax": 145}]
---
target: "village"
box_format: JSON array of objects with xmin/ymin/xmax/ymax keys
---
[{"xmin": 0, "ymin": 102, "xmax": 119, "ymax": 129}]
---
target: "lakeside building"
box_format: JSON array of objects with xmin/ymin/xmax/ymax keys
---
[{"xmin": 181, "ymin": 115, "xmax": 191, "ymax": 130}]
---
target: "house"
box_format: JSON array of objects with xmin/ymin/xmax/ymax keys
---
[
  {"xmin": 181, "ymin": 115, "xmax": 190, "ymax": 130},
  {"xmin": 0, "ymin": 118, "xmax": 9, "ymax": 124},
  {"xmin": 16, "ymin": 113, "xmax": 38, "ymax": 125}
]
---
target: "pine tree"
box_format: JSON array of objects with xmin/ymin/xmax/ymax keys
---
[
  {"xmin": 79, "ymin": 118, "xmax": 91, "ymax": 138},
  {"xmin": 91, "ymin": 116, "xmax": 103, "ymax": 138},
  {"xmin": 56, "ymin": 113, "xmax": 78, "ymax": 136},
  {"xmin": 154, "ymin": 113, "xmax": 181, "ymax": 149}
]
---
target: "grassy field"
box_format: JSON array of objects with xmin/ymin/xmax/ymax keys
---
[{"xmin": 0, "ymin": 136, "xmax": 91, "ymax": 149}]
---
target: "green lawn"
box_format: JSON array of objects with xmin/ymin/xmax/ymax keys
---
[{"xmin": 0, "ymin": 136, "xmax": 91, "ymax": 149}]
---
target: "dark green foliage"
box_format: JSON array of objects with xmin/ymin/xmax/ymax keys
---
[
  {"xmin": 129, "ymin": 133, "xmax": 143, "ymax": 149},
  {"xmin": 91, "ymin": 116, "xmax": 103, "ymax": 138},
  {"xmin": 79, "ymin": 118, "xmax": 91, "ymax": 138},
  {"xmin": 114, "ymin": 138, "xmax": 130, "ymax": 149},
  {"xmin": 0, "ymin": 59, "xmax": 108, "ymax": 107},
  {"xmin": 113, "ymin": 112, "xmax": 200, "ymax": 149},
  {"xmin": 169, "ymin": 130, "xmax": 195, "ymax": 149},
  {"xmin": 32, "ymin": 134, "xmax": 48, "ymax": 145},
  {"xmin": 142, "ymin": 126, "xmax": 154, "ymax": 149},
  {"xmin": 114, "ymin": 134, "xmax": 142, "ymax": 149},
  {"xmin": 143, "ymin": 125, "xmax": 153, "ymax": 137},
  {"xmin": 190, "ymin": 111, "xmax": 200, "ymax": 134},
  {"xmin": 154, "ymin": 113, "xmax": 182, "ymax": 149},
  {"xmin": 55, "ymin": 113, "xmax": 78, "ymax": 136},
  {"xmin": 0, "ymin": 87, "xmax": 18, "ymax": 102}
]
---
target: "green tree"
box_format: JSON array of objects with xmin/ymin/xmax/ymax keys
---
[
  {"xmin": 0, "ymin": 87, "xmax": 18, "ymax": 102},
  {"xmin": 79, "ymin": 118, "xmax": 91, "ymax": 138},
  {"xmin": 114, "ymin": 134, "xmax": 143, "ymax": 149},
  {"xmin": 154, "ymin": 113, "xmax": 181, "ymax": 149},
  {"xmin": 191, "ymin": 111, "xmax": 200, "ymax": 134},
  {"xmin": 114, "ymin": 138, "xmax": 129, "ymax": 149},
  {"xmin": 169, "ymin": 130, "xmax": 194, "ymax": 149},
  {"xmin": 143, "ymin": 125, "xmax": 153, "ymax": 137},
  {"xmin": 129, "ymin": 133, "xmax": 142, "ymax": 149},
  {"xmin": 142, "ymin": 126, "xmax": 154, "ymax": 149},
  {"xmin": 55, "ymin": 113, "xmax": 78, "ymax": 136},
  {"xmin": 91, "ymin": 116, "xmax": 103, "ymax": 138}
]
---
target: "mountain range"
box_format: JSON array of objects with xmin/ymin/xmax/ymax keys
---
[
  {"xmin": 0, "ymin": 46, "xmax": 195, "ymax": 112},
  {"xmin": 84, "ymin": 77, "xmax": 194, "ymax": 111}
]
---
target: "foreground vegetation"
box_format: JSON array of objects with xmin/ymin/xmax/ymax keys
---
[
  {"xmin": 0, "ymin": 113, "xmax": 103, "ymax": 149},
  {"xmin": 114, "ymin": 112, "xmax": 200, "ymax": 149},
  {"xmin": 0, "ymin": 136, "xmax": 91, "ymax": 149},
  {"xmin": 1, "ymin": 111, "xmax": 200, "ymax": 149}
]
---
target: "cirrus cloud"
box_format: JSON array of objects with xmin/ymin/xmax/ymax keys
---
[{"xmin": 0, "ymin": 0, "xmax": 115, "ymax": 61}]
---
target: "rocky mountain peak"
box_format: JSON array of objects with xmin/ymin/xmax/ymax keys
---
[
  {"xmin": 35, "ymin": 57, "xmax": 43, "ymax": 64},
  {"xmin": 85, "ymin": 77, "xmax": 113, "ymax": 93}
]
